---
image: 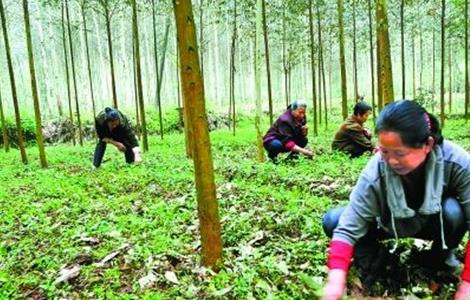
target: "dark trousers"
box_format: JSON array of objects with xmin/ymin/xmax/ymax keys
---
[
  {"xmin": 264, "ymin": 137, "xmax": 308, "ymax": 160},
  {"xmin": 322, "ymin": 197, "xmax": 466, "ymax": 271},
  {"xmin": 93, "ymin": 140, "xmax": 135, "ymax": 168}
]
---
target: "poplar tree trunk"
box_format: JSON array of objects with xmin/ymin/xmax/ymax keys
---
[
  {"xmin": 23, "ymin": 0, "xmax": 47, "ymax": 168},
  {"xmin": 61, "ymin": 1, "xmax": 75, "ymax": 145},
  {"xmin": 440, "ymin": 0, "xmax": 445, "ymax": 126},
  {"xmin": 465, "ymin": 0, "xmax": 469, "ymax": 117},
  {"xmin": 412, "ymin": 35, "xmax": 416, "ymax": 99},
  {"xmin": 282, "ymin": 8, "xmax": 289, "ymax": 107},
  {"xmin": 152, "ymin": 0, "xmax": 164, "ymax": 140},
  {"xmin": 432, "ymin": 29, "xmax": 436, "ymax": 113},
  {"xmin": 309, "ymin": 0, "xmax": 318, "ymax": 135},
  {"xmin": 199, "ymin": 0, "xmax": 204, "ymax": 78},
  {"xmin": 0, "ymin": 0, "xmax": 27, "ymax": 163},
  {"xmin": 376, "ymin": 0, "xmax": 394, "ymax": 106},
  {"xmin": 255, "ymin": 0, "xmax": 265, "ymax": 162},
  {"xmin": 173, "ymin": 0, "xmax": 222, "ymax": 268},
  {"xmin": 262, "ymin": 0, "xmax": 273, "ymax": 126},
  {"xmin": 229, "ymin": 0, "xmax": 237, "ymax": 135},
  {"xmin": 352, "ymin": 0, "xmax": 358, "ymax": 101},
  {"xmin": 400, "ymin": 0, "xmax": 405, "ymax": 99},
  {"xmin": 132, "ymin": 0, "xmax": 148, "ymax": 151},
  {"xmin": 337, "ymin": 0, "xmax": 348, "ymax": 119},
  {"xmin": 0, "ymin": 92, "xmax": 9, "ymax": 152},
  {"xmin": 65, "ymin": 0, "xmax": 83, "ymax": 146},
  {"xmin": 81, "ymin": 1, "xmax": 96, "ymax": 118},
  {"xmin": 317, "ymin": 2, "xmax": 327, "ymax": 128},
  {"xmin": 448, "ymin": 44, "xmax": 452, "ymax": 114},
  {"xmin": 104, "ymin": 3, "xmax": 118, "ymax": 108},
  {"xmin": 368, "ymin": 0, "xmax": 376, "ymax": 119}
]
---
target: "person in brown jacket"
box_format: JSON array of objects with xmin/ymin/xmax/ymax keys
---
[{"xmin": 332, "ymin": 101, "xmax": 374, "ymax": 158}]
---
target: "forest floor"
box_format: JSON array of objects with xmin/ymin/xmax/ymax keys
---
[{"xmin": 2, "ymin": 113, "xmax": 470, "ymax": 299}]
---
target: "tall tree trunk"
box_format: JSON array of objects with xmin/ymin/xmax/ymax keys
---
[
  {"xmin": 352, "ymin": 0, "xmax": 358, "ymax": 101},
  {"xmin": 65, "ymin": 0, "xmax": 83, "ymax": 145},
  {"xmin": 337, "ymin": 0, "xmax": 348, "ymax": 119},
  {"xmin": 440, "ymin": 0, "xmax": 445, "ymax": 126},
  {"xmin": 0, "ymin": 0, "xmax": 27, "ymax": 163},
  {"xmin": 400, "ymin": 0, "xmax": 405, "ymax": 99},
  {"xmin": 158, "ymin": 17, "xmax": 171, "ymax": 104},
  {"xmin": 317, "ymin": 1, "xmax": 327, "ymax": 129},
  {"xmin": 229, "ymin": 0, "xmax": 237, "ymax": 135},
  {"xmin": 309, "ymin": 0, "xmax": 318, "ymax": 135},
  {"xmin": 282, "ymin": 7, "xmax": 289, "ymax": 107},
  {"xmin": 412, "ymin": 35, "xmax": 416, "ymax": 99},
  {"xmin": 81, "ymin": 1, "xmax": 96, "ymax": 118},
  {"xmin": 376, "ymin": 0, "xmax": 394, "ymax": 106},
  {"xmin": 199, "ymin": 0, "xmax": 204, "ymax": 78},
  {"xmin": 173, "ymin": 0, "xmax": 222, "ymax": 268},
  {"xmin": 368, "ymin": 0, "xmax": 376, "ymax": 119},
  {"xmin": 105, "ymin": 5, "xmax": 118, "ymax": 108},
  {"xmin": 419, "ymin": 27, "xmax": 423, "ymax": 91},
  {"xmin": 465, "ymin": 0, "xmax": 469, "ymax": 117},
  {"xmin": 448, "ymin": 43, "xmax": 452, "ymax": 114},
  {"xmin": 23, "ymin": 0, "xmax": 47, "ymax": 168},
  {"xmin": 61, "ymin": 1, "xmax": 75, "ymax": 145},
  {"xmin": 432, "ymin": 29, "xmax": 436, "ymax": 113},
  {"xmin": 131, "ymin": 0, "xmax": 148, "ymax": 151},
  {"xmin": 255, "ymin": 0, "xmax": 265, "ymax": 162},
  {"xmin": 0, "ymin": 91, "xmax": 9, "ymax": 152},
  {"xmin": 132, "ymin": 40, "xmax": 141, "ymax": 139},
  {"xmin": 152, "ymin": 0, "xmax": 164, "ymax": 139},
  {"xmin": 262, "ymin": 0, "xmax": 273, "ymax": 125}
]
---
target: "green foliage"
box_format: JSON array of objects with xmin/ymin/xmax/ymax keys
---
[{"xmin": 1, "ymin": 115, "xmax": 470, "ymax": 298}]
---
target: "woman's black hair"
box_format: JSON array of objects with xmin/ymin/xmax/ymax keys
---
[
  {"xmin": 375, "ymin": 100, "xmax": 443, "ymax": 148},
  {"xmin": 353, "ymin": 101, "xmax": 372, "ymax": 116},
  {"xmin": 104, "ymin": 107, "xmax": 120, "ymax": 122}
]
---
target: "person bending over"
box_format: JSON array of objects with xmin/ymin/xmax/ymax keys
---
[{"xmin": 93, "ymin": 107, "xmax": 142, "ymax": 168}]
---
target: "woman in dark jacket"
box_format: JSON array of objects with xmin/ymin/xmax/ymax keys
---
[
  {"xmin": 322, "ymin": 100, "xmax": 470, "ymax": 300},
  {"xmin": 263, "ymin": 100, "xmax": 313, "ymax": 161},
  {"xmin": 93, "ymin": 107, "xmax": 142, "ymax": 168}
]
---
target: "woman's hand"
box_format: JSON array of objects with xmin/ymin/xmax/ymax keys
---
[
  {"xmin": 322, "ymin": 269, "xmax": 347, "ymax": 300},
  {"xmin": 455, "ymin": 280, "xmax": 470, "ymax": 300}
]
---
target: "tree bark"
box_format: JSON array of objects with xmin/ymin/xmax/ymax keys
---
[
  {"xmin": 317, "ymin": 1, "xmax": 327, "ymax": 129},
  {"xmin": 376, "ymin": 0, "xmax": 394, "ymax": 106},
  {"xmin": 440, "ymin": 0, "xmax": 445, "ymax": 126},
  {"xmin": 337, "ymin": 0, "xmax": 348, "ymax": 119},
  {"xmin": 368, "ymin": 0, "xmax": 376, "ymax": 119},
  {"xmin": 0, "ymin": 0, "xmax": 27, "ymax": 163},
  {"xmin": 61, "ymin": 1, "xmax": 75, "ymax": 145},
  {"xmin": 104, "ymin": 2, "xmax": 118, "ymax": 108},
  {"xmin": 65, "ymin": 0, "xmax": 83, "ymax": 146},
  {"xmin": 81, "ymin": 1, "xmax": 96, "ymax": 119},
  {"xmin": 448, "ymin": 43, "xmax": 452, "ymax": 114},
  {"xmin": 262, "ymin": 0, "xmax": 273, "ymax": 126},
  {"xmin": 309, "ymin": 0, "xmax": 318, "ymax": 135},
  {"xmin": 152, "ymin": 0, "xmax": 164, "ymax": 139},
  {"xmin": 132, "ymin": 0, "xmax": 148, "ymax": 151},
  {"xmin": 173, "ymin": 0, "xmax": 222, "ymax": 268},
  {"xmin": 465, "ymin": 0, "xmax": 469, "ymax": 117},
  {"xmin": 400, "ymin": 0, "xmax": 405, "ymax": 99},
  {"xmin": 352, "ymin": 0, "xmax": 358, "ymax": 101},
  {"xmin": 0, "ymin": 91, "xmax": 9, "ymax": 152},
  {"xmin": 23, "ymin": 0, "xmax": 47, "ymax": 168},
  {"xmin": 255, "ymin": 0, "xmax": 265, "ymax": 162}
]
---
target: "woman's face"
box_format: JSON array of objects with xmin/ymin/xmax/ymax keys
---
[
  {"xmin": 378, "ymin": 131, "xmax": 433, "ymax": 175},
  {"xmin": 291, "ymin": 107, "xmax": 306, "ymax": 122}
]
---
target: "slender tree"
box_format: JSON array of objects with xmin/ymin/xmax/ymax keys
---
[
  {"xmin": 317, "ymin": 0, "xmax": 327, "ymax": 128},
  {"xmin": 440, "ymin": 0, "xmax": 445, "ymax": 126},
  {"xmin": 337, "ymin": 0, "xmax": 348, "ymax": 119},
  {"xmin": 0, "ymin": 0, "xmax": 27, "ymax": 163},
  {"xmin": 80, "ymin": 0, "xmax": 96, "ymax": 118},
  {"xmin": 465, "ymin": 0, "xmax": 469, "ymax": 117},
  {"xmin": 432, "ymin": 28, "xmax": 436, "ymax": 113},
  {"xmin": 96, "ymin": 0, "xmax": 119, "ymax": 108},
  {"xmin": 376, "ymin": 0, "xmax": 394, "ymax": 106},
  {"xmin": 199, "ymin": 0, "xmax": 204, "ymax": 78},
  {"xmin": 152, "ymin": 0, "xmax": 164, "ymax": 139},
  {"xmin": 228, "ymin": 0, "xmax": 237, "ymax": 135},
  {"xmin": 23, "ymin": 0, "xmax": 47, "ymax": 167},
  {"xmin": 352, "ymin": 0, "xmax": 358, "ymax": 101},
  {"xmin": 262, "ymin": 0, "xmax": 273, "ymax": 125},
  {"xmin": 61, "ymin": 1, "xmax": 75, "ymax": 145},
  {"xmin": 131, "ymin": 0, "xmax": 148, "ymax": 151},
  {"xmin": 0, "ymin": 91, "xmax": 9, "ymax": 152},
  {"xmin": 173, "ymin": 0, "xmax": 222, "ymax": 268},
  {"xmin": 400, "ymin": 0, "xmax": 405, "ymax": 99},
  {"xmin": 448, "ymin": 44, "xmax": 452, "ymax": 114},
  {"xmin": 309, "ymin": 0, "xmax": 318, "ymax": 135},
  {"xmin": 368, "ymin": 0, "xmax": 376, "ymax": 119},
  {"xmin": 412, "ymin": 34, "xmax": 416, "ymax": 99},
  {"xmin": 255, "ymin": 0, "xmax": 264, "ymax": 162},
  {"xmin": 65, "ymin": 0, "xmax": 83, "ymax": 145}
]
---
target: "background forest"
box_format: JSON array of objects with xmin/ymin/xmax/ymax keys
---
[{"xmin": 0, "ymin": 0, "xmax": 469, "ymax": 298}]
